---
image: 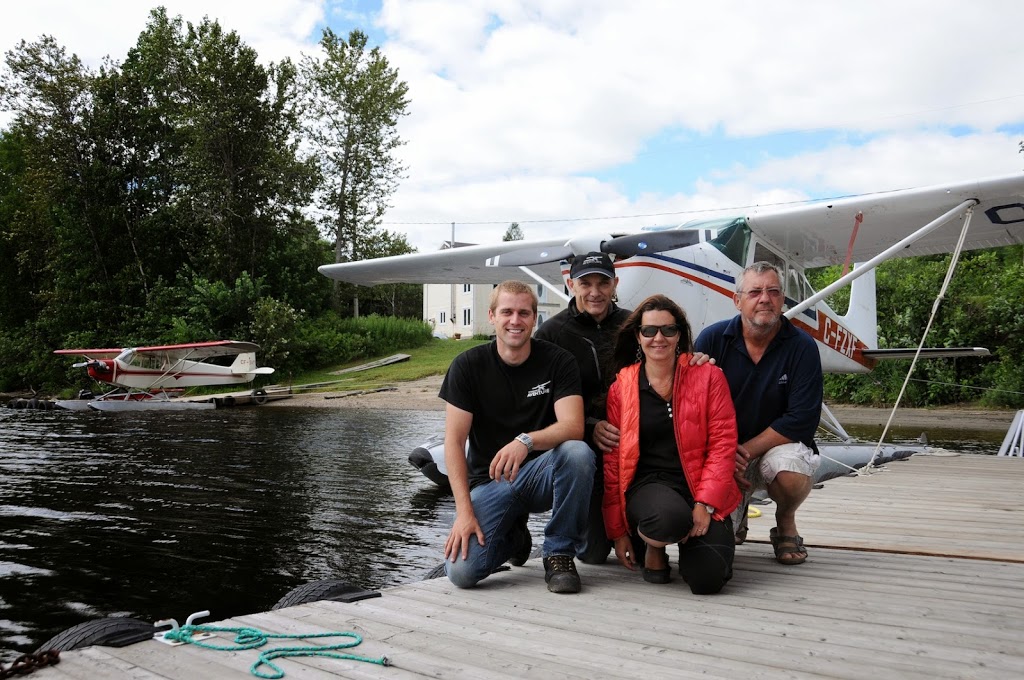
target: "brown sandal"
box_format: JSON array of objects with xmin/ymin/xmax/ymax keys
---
[{"xmin": 770, "ymin": 527, "xmax": 807, "ymax": 565}]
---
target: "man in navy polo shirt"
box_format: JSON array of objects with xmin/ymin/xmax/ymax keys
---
[{"xmin": 695, "ymin": 262, "xmax": 822, "ymax": 565}]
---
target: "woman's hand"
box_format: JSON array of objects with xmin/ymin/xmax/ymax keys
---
[
  {"xmin": 612, "ymin": 534, "xmax": 637, "ymax": 570},
  {"xmin": 686, "ymin": 503, "xmax": 712, "ymax": 541}
]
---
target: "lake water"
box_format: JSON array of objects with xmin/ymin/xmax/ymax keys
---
[{"xmin": 0, "ymin": 405, "xmax": 1008, "ymax": 661}]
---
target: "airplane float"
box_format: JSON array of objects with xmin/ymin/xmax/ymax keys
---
[
  {"xmin": 318, "ymin": 173, "xmax": 1024, "ymax": 488},
  {"xmin": 54, "ymin": 340, "xmax": 275, "ymax": 411}
]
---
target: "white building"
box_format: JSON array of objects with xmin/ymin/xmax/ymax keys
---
[{"xmin": 423, "ymin": 242, "xmax": 568, "ymax": 338}]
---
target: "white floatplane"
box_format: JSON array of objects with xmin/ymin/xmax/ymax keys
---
[
  {"xmin": 54, "ymin": 341, "xmax": 274, "ymax": 411},
  {"xmin": 318, "ymin": 173, "xmax": 1024, "ymax": 485}
]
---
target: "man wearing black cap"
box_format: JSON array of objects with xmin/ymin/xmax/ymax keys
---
[{"xmin": 536, "ymin": 251, "xmax": 630, "ymax": 564}]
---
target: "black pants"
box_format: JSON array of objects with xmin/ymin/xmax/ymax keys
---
[
  {"xmin": 626, "ymin": 480, "xmax": 734, "ymax": 594},
  {"xmin": 578, "ymin": 452, "xmax": 612, "ymax": 564}
]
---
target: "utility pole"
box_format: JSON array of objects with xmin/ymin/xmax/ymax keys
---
[{"xmin": 450, "ymin": 222, "xmax": 456, "ymax": 337}]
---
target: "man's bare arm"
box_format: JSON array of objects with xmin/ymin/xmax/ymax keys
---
[{"xmin": 443, "ymin": 403, "xmax": 484, "ymax": 561}]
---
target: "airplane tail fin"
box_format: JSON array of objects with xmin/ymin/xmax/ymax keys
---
[
  {"xmin": 229, "ymin": 352, "xmax": 275, "ymax": 377},
  {"xmin": 838, "ymin": 263, "xmax": 877, "ymax": 350}
]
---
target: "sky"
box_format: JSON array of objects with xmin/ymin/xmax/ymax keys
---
[{"xmin": 3, "ymin": 0, "xmax": 1024, "ymax": 252}]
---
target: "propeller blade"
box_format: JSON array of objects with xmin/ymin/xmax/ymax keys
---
[
  {"xmin": 602, "ymin": 230, "xmax": 701, "ymax": 257},
  {"xmin": 486, "ymin": 245, "xmax": 575, "ymax": 267}
]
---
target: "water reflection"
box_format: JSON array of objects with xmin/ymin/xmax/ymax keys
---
[
  {"xmin": 0, "ymin": 406, "xmax": 451, "ymax": 660},
  {"xmin": 840, "ymin": 422, "xmax": 1004, "ymax": 455}
]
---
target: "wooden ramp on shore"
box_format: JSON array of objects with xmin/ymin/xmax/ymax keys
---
[{"xmin": 39, "ymin": 455, "xmax": 1024, "ymax": 679}]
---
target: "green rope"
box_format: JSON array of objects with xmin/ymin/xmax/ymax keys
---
[{"xmin": 162, "ymin": 624, "xmax": 389, "ymax": 679}]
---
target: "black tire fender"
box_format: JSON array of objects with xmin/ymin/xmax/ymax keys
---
[
  {"xmin": 252, "ymin": 389, "xmax": 268, "ymax": 405},
  {"xmin": 422, "ymin": 562, "xmax": 447, "ymax": 580},
  {"xmin": 35, "ymin": 617, "xmax": 155, "ymax": 653},
  {"xmin": 271, "ymin": 579, "xmax": 380, "ymax": 610}
]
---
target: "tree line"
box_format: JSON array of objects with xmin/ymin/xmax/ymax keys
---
[{"xmin": 0, "ymin": 8, "xmax": 423, "ymax": 392}]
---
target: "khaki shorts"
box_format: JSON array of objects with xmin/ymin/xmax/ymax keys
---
[
  {"xmin": 731, "ymin": 442, "xmax": 819, "ymax": 540},
  {"xmin": 748, "ymin": 442, "xmax": 819, "ymax": 489}
]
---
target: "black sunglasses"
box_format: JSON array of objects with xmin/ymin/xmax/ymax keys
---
[{"xmin": 638, "ymin": 324, "xmax": 680, "ymax": 338}]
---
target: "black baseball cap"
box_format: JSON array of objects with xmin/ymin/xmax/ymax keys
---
[{"xmin": 569, "ymin": 252, "xmax": 615, "ymax": 279}]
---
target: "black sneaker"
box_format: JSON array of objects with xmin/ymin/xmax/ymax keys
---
[
  {"xmin": 543, "ymin": 555, "xmax": 581, "ymax": 594},
  {"xmin": 508, "ymin": 515, "xmax": 532, "ymax": 567}
]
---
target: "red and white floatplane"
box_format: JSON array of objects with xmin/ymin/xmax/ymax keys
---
[{"xmin": 53, "ymin": 341, "xmax": 274, "ymax": 411}]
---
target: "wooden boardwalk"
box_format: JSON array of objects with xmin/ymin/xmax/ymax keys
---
[{"xmin": 38, "ymin": 455, "xmax": 1024, "ymax": 679}]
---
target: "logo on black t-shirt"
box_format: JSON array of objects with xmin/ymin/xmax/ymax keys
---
[
  {"xmin": 527, "ymin": 381, "xmax": 551, "ymax": 398},
  {"xmin": 778, "ymin": 373, "xmax": 788, "ymax": 385}
]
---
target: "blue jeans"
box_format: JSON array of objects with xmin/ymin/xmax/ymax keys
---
[{"xmin": 445, "ymin": 440, "xmax": 595, "ymax": 588}]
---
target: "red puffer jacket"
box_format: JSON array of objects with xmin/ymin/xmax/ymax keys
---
[{"xmin": 602, "ymin": 356, "xmax": 741, "ymax": 540}]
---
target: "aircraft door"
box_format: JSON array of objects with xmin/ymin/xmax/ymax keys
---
[{"xmin": 684, "ymin": 247, "xmax": 711, "ymax": 331}]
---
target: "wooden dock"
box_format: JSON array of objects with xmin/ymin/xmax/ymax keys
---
[{"xmin": 37, "ymin": 455, "xmax": 1024, "ymax": 679}]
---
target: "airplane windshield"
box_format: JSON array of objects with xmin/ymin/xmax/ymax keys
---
[
  {"xmin": 707, "ymin": 217, "xmax": 750, "ymax": 267},
  {"xmin": 126, "ymin": 352, "xmax": 166, "ymax": 370}
]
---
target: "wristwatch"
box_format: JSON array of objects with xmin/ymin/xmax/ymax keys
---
[
  {"xmin": 515, "ymin": 433, "xmax": 534, "ymax": 453},
  {"xmin": 698, "ymin": 502, "xmax": 715, "ymax": 515}
]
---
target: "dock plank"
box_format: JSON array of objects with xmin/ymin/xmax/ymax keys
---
[{"xmin": 39, "ymin": 454, "xmax": 1024, "ymax": 679}]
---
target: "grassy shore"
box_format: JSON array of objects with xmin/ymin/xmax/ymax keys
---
[{"xmin": 279, "ymin": 337, "xmax": 489, "ymax": 392}]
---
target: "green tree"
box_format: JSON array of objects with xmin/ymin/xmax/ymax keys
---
[
  {"xmin": 502, "ymin": 222, "xmax": 524, "ymax": 241},
  {"xmin": 0, "ymin": 35, "xmax": 111, "ymax": 348},
  {"xmin": 111, "ymin": 9, "xmax": 315, "ymax": 288},
  {"xmin": 348, "ymin": 230, "xmax": 421, "ymax": 318},
  {"xmin": 299, "ymin": 28, "xmax": 409, "ymax": 314}
]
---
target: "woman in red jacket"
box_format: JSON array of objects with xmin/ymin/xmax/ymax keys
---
[{"xmin": 602, "ymin": 294, "xmax": 741, "ymax": 593}]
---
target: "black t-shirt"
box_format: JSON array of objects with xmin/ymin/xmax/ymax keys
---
[{"xmin": 439, "ymin": 339, "xmax": 582, "ymax": 489}]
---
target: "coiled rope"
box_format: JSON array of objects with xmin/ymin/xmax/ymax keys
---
[{"xmin": 162, "ymin": 624, "xmax": 389, "ymax": 679}]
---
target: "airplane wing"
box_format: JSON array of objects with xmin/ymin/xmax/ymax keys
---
[
  {"xmin": 56, "ymin": 341, "xmax": 261, "ymax": 360},
  {"xmin": 318, "ymin": 239, "xmax": 572, "ymax": 287},
  {"xmin": 748, "ymin": 174, "xmax": 1024, "ymax": 269},
  {"xmin": 131, "ymin": 341, "xmax": 262, "ymax": 359},
  {"xmin": 54, "ymin": 348, "xmax": 124, "ymax": 358},
  {"xmin": 318, "ymin": 174, "xmax": 1024, "ymax": 286}
]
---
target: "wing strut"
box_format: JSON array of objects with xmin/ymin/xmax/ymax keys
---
[
  {"xmin": 517, "ymin": 266, "xmax": 571, "ymax": 302},
  {"xmin": 864, "ymin": 206, "xmax": 977, "ymax": 472},
  {"xmin": 785, "ymin": 198, "xmax": 978, "ymax": 320}
]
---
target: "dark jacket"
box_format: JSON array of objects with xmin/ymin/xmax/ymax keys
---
[{"xmin": 536, "ymin": 299, "xmax": 631, "ymax": 444}]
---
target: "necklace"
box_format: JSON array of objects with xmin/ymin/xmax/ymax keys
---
[
  {"xmin": 645, "ymin": 369, "xmax": 673, "ymax": 419},
  {"xmin": 645, "ymin": 369, "xmax": 674, "ymax": 402}
]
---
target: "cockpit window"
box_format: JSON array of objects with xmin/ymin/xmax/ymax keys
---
[{"xmin": 707, "ymin": 218, "xmax": 751, "ymax": 268}]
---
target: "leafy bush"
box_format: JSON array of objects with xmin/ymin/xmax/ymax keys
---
[
  {"xmin": 332, "ymin": 314, "xmax": 433, "ymax": 356},
  {"xmin": 249, "ymin": 297, "xmax": 300, "ymax": 372}
]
